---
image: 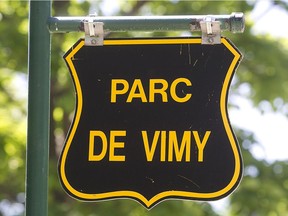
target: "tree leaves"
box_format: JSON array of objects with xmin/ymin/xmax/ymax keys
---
[{"xmin": 1, "ymin": 0, "xmax": 288, "ymax": 215}]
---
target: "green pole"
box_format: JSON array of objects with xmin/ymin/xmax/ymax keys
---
[{"xmin": 26, "ymin": 1, "xmax": 51, "ymax": 216}]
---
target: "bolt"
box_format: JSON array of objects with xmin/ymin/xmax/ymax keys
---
[
  {"xmin": 208, "ymin": 37, "xmax": 214, "ymax": 44},
  {"xmin": 91, "ymin": 39, "xmax": 97, "ymax": 45}
]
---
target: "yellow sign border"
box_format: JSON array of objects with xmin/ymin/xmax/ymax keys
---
[{"xmin": 60, "ymin": 37, "xmax": 242, "ymax": 208}]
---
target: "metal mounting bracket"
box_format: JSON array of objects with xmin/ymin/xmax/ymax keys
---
[
  {"xmin": 84, "ymin": 17, "xmax": 104, "ymax": 46},
  {"xmin": 200, "ymin": 16, "xmax": 221, "ymax": 45}
]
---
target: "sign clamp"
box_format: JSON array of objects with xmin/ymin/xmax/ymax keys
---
[
  {"xmin": 200, "ymin": 16, "xmax": 221, "ymax": 45},
  {"xmin": 84, "ymin": 16, "xmax": 104, "ymax": 46}
]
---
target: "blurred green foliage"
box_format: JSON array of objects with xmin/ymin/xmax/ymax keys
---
[{"xmin": 1, "ymin": 0, "xmax": 288, "ymax": 215}]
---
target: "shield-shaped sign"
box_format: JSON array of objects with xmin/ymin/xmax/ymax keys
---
[{"xmin": 59, "ymin": 37, "xmax": 243, "ymax": 209}]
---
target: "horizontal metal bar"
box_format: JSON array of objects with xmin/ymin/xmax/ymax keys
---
[{"xmin": 48, "ymin": 12, "xmax": 244, "ymax": 34}]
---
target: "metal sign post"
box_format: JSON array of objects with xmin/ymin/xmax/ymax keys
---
[
  {"xmin": 26, "ymin": 5, "xmax": 244, "ymax": 214},
  {"xmin": 26, "ymin": 1, "xmax": 51, "ymax": 216}
]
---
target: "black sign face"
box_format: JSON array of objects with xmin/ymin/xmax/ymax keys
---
[{"xmin": 59, "ymin": 38, "xmax": 243, "ymax": 209}]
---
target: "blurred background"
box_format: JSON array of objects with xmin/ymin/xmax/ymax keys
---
[{"xmin": 1, "ymin": 0, "xmax": 288, "ymax": 215}]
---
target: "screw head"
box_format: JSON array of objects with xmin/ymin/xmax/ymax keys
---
[
  {"xmin": 208, "ymin": 37, "xmax": 214, "ymax": 44},
  {"xmin": 91, "ymin": 39, "xmax": 97, "ymax": 45}
]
